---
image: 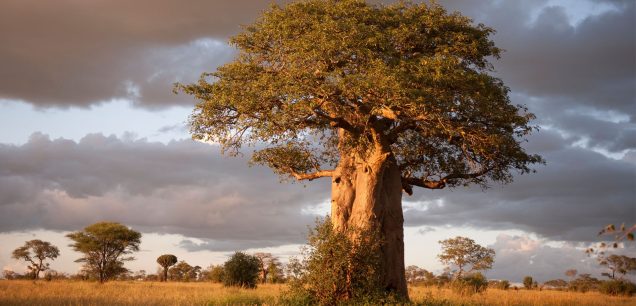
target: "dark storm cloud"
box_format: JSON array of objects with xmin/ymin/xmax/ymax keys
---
[
  {"xmin": 1, "ymin": 0, "xmax": 633, "ymax": 115},
  {"xmin": 404, "ymin": 129, "xmax": 636, "ymax": 242},
  {"xmin": 0, "ymin": 133, "xmax": 329, "ymax": 250},
  {"xmin": 0, "ymin": 0, "xmax": 287, "ymax": 108}
]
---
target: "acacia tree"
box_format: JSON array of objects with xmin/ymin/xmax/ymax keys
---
[
  {"xmin": 66, "ymin": 222, "xmax": 142, "ymax": 283},
  {"xmin": 438, "ymin": 236, "xmax": 495, "ymax": 279},
  {"xmin": 11, "ymin": 240, "xmax": 60, "ymax": 279},
  {"xmin": 156, "ymin": 254, "xmax": 178, "ymax": 282},
  {"xmin": 178, "ymin": 0, "xmax": 541, "ymax": 297},
  {"xmin": 600, "ymin": 255, "xmax": 636, "ymax": 280},
  {"xmin": 254, "ymin": 252, "xmax": 274, "ymax": 283}
]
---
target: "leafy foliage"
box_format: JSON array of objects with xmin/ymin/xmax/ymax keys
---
[
  {"xmin": 283, "ymin": 218, "xmax": 401, "ymax": 305},
  {"xmin": 405, "ymin": 265, "xmax": 435, "ymax": 286},
  {"xmin": 438, "ymin": 236, "xmax": 495, "ymax": 278},
  {"xmin": 599, "ymin": 254, "xmax": 636, "ymax": 280},
  {"xmin": 156, "ymin": 254, "xmax": 178, "ymax": 282},
  {"xmin": 598, "ymin": 279, "xmax": 636, "ymax": 296},
  {"xmin": 568, "ymin": 274, "xmax": 601, "ymax": 293},
  {"xmin": 202, "ymin": 264, "xmax": 225, "ymax": 283},
  {"xmin": 488, "ymin": 279, "xmax": 510, "ymax": 290},
  {"xmin": 66, "ymin": 222, "xmax": 141, "ymax": 283},
  {"xmin": 177, "ymin": 0, "xmax": 542, "ymax": 191},
  {"xmin": 543, "ymin": 279, "xmax": 568, "ymax": 289},
  {"xmin": 223, "ymin": 252, "xmax": 261, "ymax": 288},
  {"xmin": 11, "ymin": 239, "xmax": 60, "ymax": 280},
  {"xmin": 168, "ymin": 260, "xmax": 201, "ymax": 282},
  {"xmin": 451, "ymin": 272, "xmax": 488, "ymax": 295},
  {"xmin": 523, "ymin": 276, "xmax": 534, "ymax": 290}
]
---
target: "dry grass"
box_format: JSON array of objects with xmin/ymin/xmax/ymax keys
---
[
  {"xmin": 0, "ymin": 280, "xmax": 282, "ymax": 306},
  {"xmin": 0, "ymin": 280, "xmax": 634, "ymax": 305},
  {"xmin": 409, "ymin": 286, "xmax": 636, "ymax": 306}
]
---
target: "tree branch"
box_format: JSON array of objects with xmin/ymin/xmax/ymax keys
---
[
  {"xmin": 290, "ymin": 169, "xmax": 335, "ymax": 181},
  {"xmin": 402, "ymin": 166, "xmax": 494, "ymax": 192}
]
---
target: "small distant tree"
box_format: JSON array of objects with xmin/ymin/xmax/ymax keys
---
[
  {"xmin": 223, "ymin": 252, "xmax": 261, "ymax": 288},
  {"xmin": 11, "ymin": 239, "xmax": 60, "ymax": 280},
  {"xmin": 438, "ymin": 236, "xmax": 495, "ymax": 279},
  {"xmin": 203, "ymin": 264, "xmax": 225, "ymax": 283},
  {"xmin": 168, "ymin": 261, "xmax": 201, "ymax": 282},
  {"xmin": 568, "ymin": 274, "xmax": 601, "ymax": 293},
  {"xmin": 523, "ymin": 276, "xmax": 534, "ymax": 290},
  {"xmin": 564, "ymin": 269, "xmax": 577, "ymax": 282},
  {"xmin": 489, "ymin": 279, "xmax": 510, "ymax": 290},
  {"xmin": 3, "ymin": 270, "xmax": 18, "ymax": 280},
  {"xmin": 599, "ymin": 255, "xmax": 636, "ymax": 280},
  {"xmin": 544, "ymin": 279, "xmax": 568, "ymax": 289},
  {"xmin": 66, "ymin": 222, "xmax": 142, "ymax": 283},
  {"xmin": 267, "ymin": 258, "xmax": 285, "ymax": 283},
  {"xmin": 405, "ymin": 265, "xmax": 434, "ymax": 285},
  {"xmin": 254, "ymin": 252, "xmax": 274, "ymax": 284},
  {"xmin": 156, "ymin": 254, "xmax": 178, "ymax": 282}
]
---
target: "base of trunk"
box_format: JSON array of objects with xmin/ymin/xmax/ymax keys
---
[{"xmin": 330, "ymin": 151, "xmax": 408, "ymax": 299}]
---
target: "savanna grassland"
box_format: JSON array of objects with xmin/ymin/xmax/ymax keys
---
[{"xmin": 1, "ymin": 280, "xmax": 634, "ymax": 306}]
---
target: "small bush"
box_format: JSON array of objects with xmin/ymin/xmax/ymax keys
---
[
  {"xmin": 223, "ymin": 252, "xmax": 260, "ymax": 288},
  {"xmin": 451, "ymin": 273, "xmax": 488, "ymax": 295},
  {"xmin": 523, "ymin": 276, "xmax": 534, "ymax": 290},
  {"xmin": 599, "ymin": 280, "xmax": 636, "ymax": 296},
  {"xmin": 282, "ymin": 217, "xmax": 401, "ymax": 305},
  {"xmin": 489, "ymin": 279, "xmax": 510, "ymax": 290}
]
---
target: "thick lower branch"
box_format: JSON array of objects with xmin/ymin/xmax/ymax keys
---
[
  {"xmin": 291, "ymin": 169, "xmax": 335, "ymax": 181},
  {"xmin": 402, "ymin": 166, "xmax": 494, "ymax": 193}
]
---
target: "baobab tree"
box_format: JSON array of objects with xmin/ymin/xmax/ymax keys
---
[
  {"xmin": 178, "ymin": 0, "xmax": 542, "ymax": 298},
  {"xmin": 11, "ymin": 240, "xmax": 60, "ymax": 279}
]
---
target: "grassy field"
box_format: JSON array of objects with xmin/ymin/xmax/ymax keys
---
[{"xmin": 0, "ymin": 280, "xmax": 634, "ymax": 305}]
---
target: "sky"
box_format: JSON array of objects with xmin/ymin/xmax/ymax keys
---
[{"xmin": 0, "ymin": 0, "xmax": 634, "ymax": 283}]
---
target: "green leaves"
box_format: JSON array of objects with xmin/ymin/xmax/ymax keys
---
[
  {"xmin": 66, "ymin": 222, "xmax": 142, "ymax": 282},
  {"xmin": 180, "ymin": 0, "xmax": 542, "ymax": 189}
]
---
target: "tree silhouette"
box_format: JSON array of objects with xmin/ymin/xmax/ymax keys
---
[
  {"xmin": 11, "ymin": 240, "xmax": 60, "ymax": 280},
  {"xmin": 156, "ymin": 254, "xmax": 178, "ymax": 282}
]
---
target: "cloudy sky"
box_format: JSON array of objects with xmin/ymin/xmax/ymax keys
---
[{"xmin": 0, "ymin": 0, "xmax": 634, "ymax": 283}]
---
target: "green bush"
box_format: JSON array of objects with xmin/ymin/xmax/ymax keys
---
[
  {"xmin": 282, "ymin": 217, "xmax": 402, "ymax": 305},
  {"xmin": 488, "ymin": 279, "xmax": 510, "ymax": 290},
  {"xmin": 451, "ymin": 272, "xmax": 489, "ymax": 295},
  {"xmin": 568, "ymin": 274, "xmax": 600, "ymax": 293},
  {"xmin": 223, "ymin": 252, "xmax": 260, "ymax": 288},
  {"xmin": 599, "ymin": 280, "xmax": 636, "ymax": 296}
]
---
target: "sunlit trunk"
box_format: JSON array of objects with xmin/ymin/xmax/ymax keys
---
[{"xmin": 330, "ymin": 147, "xmax": 408, "ymax": 299}]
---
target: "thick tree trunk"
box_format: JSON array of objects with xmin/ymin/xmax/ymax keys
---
[{"xmin": 330, "ymin": 148, "xmax": 408, "ymax": 299}]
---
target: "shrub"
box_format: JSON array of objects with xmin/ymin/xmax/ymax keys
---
[
  {"xmin": 282, "ymin": 217, "xmax": 401, "ymax": 305},
  {"xmin": 489, "ymin": 279, "xmax": 510, "ymax": 290},
  {"xmin": 599, "ymin": 279, "xmax": 636, "ymax": 296},
  {"xmin": 223, "ymin": 252, "xmax": 260, "ymax": 288},
  {"xmin": 568, "ymin": 274, "xmax": 601, "ymax": 293},
  {"xmin": 451, "ymin": 272, "xmax": 489, "ymax": 295},
  {"xmin": 523, "ymin": 276, "xmax": 534, "ymax": 289}
]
